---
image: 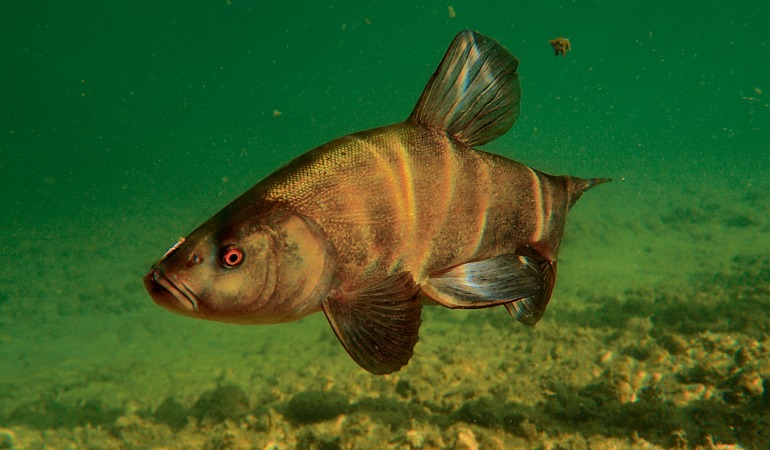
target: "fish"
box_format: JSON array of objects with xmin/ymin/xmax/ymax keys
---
[{"xmin": 144, "ymin": 30, "xmax": 610, "ymax": 375}]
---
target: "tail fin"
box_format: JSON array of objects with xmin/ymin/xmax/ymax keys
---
[{"xmin": 566, "ymin": 177, "xmax": 611, "ymax": 209}]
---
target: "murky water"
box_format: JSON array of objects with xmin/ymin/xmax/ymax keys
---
[{"xmin": 1, "ymin": 1, "xmax": 768, "ymax": 448}]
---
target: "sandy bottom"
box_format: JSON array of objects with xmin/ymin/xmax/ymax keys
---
[{"xmin": 1, "ymin": 174, "xmax": 768, "ymax": 449}]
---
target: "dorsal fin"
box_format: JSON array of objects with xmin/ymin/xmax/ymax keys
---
[{"xmin": 408, "ymin": 30, "xmax": 521, "ymax": 147}]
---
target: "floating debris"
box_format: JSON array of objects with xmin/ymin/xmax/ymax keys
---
[{"xmin": 549, "ymin": 36, "xmax": 571, "ymax": 56}]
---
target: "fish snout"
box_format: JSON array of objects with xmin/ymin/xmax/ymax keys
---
[{"xmin": 143, "ymin": 267, "xmax": 199, "ymax": 313}]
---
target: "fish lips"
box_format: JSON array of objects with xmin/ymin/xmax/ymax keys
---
[{"xmin": 143, "ymin": 267, "xmax": 200, "ymax": 314}]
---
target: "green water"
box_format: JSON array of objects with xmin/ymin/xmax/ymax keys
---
[{"xmin": 2, "ymin": 1, "xmax": 768, "ymax": 448}]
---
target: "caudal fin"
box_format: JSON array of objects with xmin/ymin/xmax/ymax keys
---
[{"xmin": 567, "ymin": 177, "xmax": 612, "ymax": 209}]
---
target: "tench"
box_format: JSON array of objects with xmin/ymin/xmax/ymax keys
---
[{"xmin": 144, "ymin": 30, "xmax": 609, "ymax": 374}]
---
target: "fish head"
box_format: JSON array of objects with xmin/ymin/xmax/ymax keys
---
[
  {"xmin": 144, "ymin": 209, "xmax": 335, "ymax": 324},
  {"xmin": 143, "ymin": 218, "xmax": 276, "ymax": 323}
]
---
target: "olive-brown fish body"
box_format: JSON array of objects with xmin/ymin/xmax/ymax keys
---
[
  {"xmin": 144, "ymin": 30, "xmax": 609, "ymax": 374},
  {"xmin": 252, "ymin": 123, "xmax": 573, "ymax": 295}
]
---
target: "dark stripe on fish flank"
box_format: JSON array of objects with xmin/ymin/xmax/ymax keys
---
[
  {"xmin": 337, "ymin": 134, "xmax": 400, "ymax": 283},
  {"xmin": 524, "ymin": 166, "xmax": 546, "ymax": 243},
  {"xmin": 413, "ymin": 138, "xmax": 461, "ymax": 276},
  {"xmin": 317, "ymin": 127, "xmax": 425, "ymax": 287},
  {"xmin": 424, "ymin": 152, "xmax": 461, "ymax": 272},
  {"xmin": 393, "ymin": 128, "xmax": 456, "ymax": 278},
  {"xmin": 348, "ymin": 126, "xmax": 459, "ymax": 280},
  {"xmin": 365, "ymin": 132, "xmax": 410, "ymax": 275},
  {"xmin": 422, "ymin": 143, "xmax": 492, "ymax": 275},
  {"xmin": 424, "ymin": 149, "xmax": 546, "ymax": 273},
  {"xmin": 415, "ymin": 134, "xmax": 456, "ymax": 278}
]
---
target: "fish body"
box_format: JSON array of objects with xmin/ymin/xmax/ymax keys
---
[{"xmin": 144, "ymin": 31, "xmax": 609, "ymax": 374}]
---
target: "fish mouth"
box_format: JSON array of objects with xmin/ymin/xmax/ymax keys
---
[{"xmin": 143, "ymin": 268, "xmax": 199, "ymax": 313}]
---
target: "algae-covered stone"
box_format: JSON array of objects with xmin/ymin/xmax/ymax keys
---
[
  {"xmin": 191, "ymin": 384, "xmax": 250, "ymax": 424},
  {"xmin": 296, "ymin": 430, "xmax": 342, "ymax": 450},
  {"xmin": 9, "ymin": 398, "xmax": 122, "ymax": 429},
  {"xmin": 452, "ymin": 397, "xmax": 500, "ymax": 428},
  {"xmin": 153, "ymin": 396, "xmax": 189, "ymax": 431},
  {"xmin": 354, "ymin": 396, "xmax": 414, "ymax": 430},
  {"xmin": 734, "ymin": 346, "xmax": 752, "ymax": 367},
  {"xmin": 0, "ymin": 429, "xmax": 16, "ymax": 450},
  {"xmin": 658, "ymin": 333, "xmax": 688, "ymax": 355},
  {"xmin": 395, "ymin": 379, "xmax": 417, "ymax": 398},
  {"xmin": 284, "ymin": 390, "xmax": 349, "ymax": 424}
]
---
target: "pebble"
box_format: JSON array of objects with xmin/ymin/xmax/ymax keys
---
[
  {"xmin": 598, "ymin": 350, "xmax": 614, "ymax": 365},
  {"xmin": 734, "ymin": 346, "xmax": 751, "ymax": 367},
  {"xmin": 406, "ymin": 429, "xmax": 425, "ymax": 448},
  {"xmin": 659, "ymin": 334, "xmax": 688, "ymax": 355},
  {"xmin": 0, "ymin": 429, "xmax": 15, "ymax": 450},
  {"xmin": 456, "ymin": 428, "xmax": 479, "ymax": 450}
]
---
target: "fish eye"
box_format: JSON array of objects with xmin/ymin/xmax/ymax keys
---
[{"xmin": 219, "ymin": 245, "xmax": 244, "ymax": 268}]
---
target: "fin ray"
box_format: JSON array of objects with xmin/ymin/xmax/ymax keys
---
[
  {"xmin": 504, "ymin": 247, "xmax": 556, "ymax": 326},
  {"xmin": 408, "ymin": 30, "xmax": 521, "ymax": 146},
  {"xmin": 322, "ymin": 272, "xmax": 422, "ymax": 375},
  {"xmin": 423, "ymin": 252, "xmax": 541, "ymax": 308}
]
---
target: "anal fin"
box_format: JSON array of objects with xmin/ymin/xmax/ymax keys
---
[
  {"xmin": 322, "ymin": 272, "xmax": 422, "ymax": 375},
  {"xmin": 503, "ymin": 247, "xmax": 556, "ymax": 326},
  {"xmin": 423, "ymin": 247, "xmax": 555, "ymax": 325}
]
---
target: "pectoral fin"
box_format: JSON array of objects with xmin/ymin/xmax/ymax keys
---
[
  {"xmin": 322, "ymin": 272, "xmax": 422, "ymax": 375},
  {"xmin": 423, "ymin": 247, "xmax": 555, "ymax": 325}
]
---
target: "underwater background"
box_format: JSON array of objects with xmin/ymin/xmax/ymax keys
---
[{"xmin": 1, "ymin": 0, "xmax": 768, "ymax": 448}]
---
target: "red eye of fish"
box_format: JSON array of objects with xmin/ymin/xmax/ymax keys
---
[{"xmin": 220, "ymin": 245, "xmax": 244, "ymax": 268}]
